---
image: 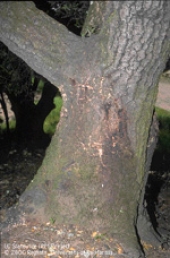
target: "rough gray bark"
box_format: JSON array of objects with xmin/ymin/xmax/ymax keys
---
[{"xmin": 0, "ymin": 1, "xmax": 170, "ymax": 257}]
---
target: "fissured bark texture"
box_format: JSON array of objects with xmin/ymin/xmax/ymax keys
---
[{"xmin": 0, "ymin": 1, "xmax": 170, "ymax": 257}]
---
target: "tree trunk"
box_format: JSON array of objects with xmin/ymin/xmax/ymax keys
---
[
  {"xmin": 6, "ymin": 80, "xmax": 58, "ymax": 147},
  {"xmin": 0, "ymin": 1, "xmax": 170, "ymax": 257},
  {"xmin": 0, "ymin": 92, "xmax": 10, "ymax": 135}
]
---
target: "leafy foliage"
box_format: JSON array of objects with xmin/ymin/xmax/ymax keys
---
[
  {"xmin": 0, "ymin": 42, "xmax": 33, "ymax": 96},
  {"xmin": 47, "ymin": 1, "xmax": 89, "ymax": 29}
]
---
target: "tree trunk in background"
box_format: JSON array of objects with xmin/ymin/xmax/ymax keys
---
[
  {"xmin": 0, "ymin": 92, "xmax": 10, "ymax": 135},
  {"xmin": 0, "ymin": 1, "xmax": 170, "ymax": 257},
  {"xmin": 6, "ymin": 81, "xmax": 58, "ymax": 147}
]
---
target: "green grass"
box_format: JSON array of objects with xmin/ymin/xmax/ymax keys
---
[
  {"xmin": 43, "ymin": 96, "xmax": 63, "ymax": 135},
  {"xmin": 0, "ymin": 96, "xmax": 62, "ymax": 136},
  {"xmin": 155, "ymin": 107, "xmax": 170, "ymax": 153},
  {"xmin": 0, "ymin": 119, "xmax": 16, "ymax": 132}
]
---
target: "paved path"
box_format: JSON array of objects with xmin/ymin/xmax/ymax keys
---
[{"xmin": 156, "ymin": 76, "xmax": 170, "ymax": 111}]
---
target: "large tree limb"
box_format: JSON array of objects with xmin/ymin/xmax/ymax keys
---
[{"xmin": 0, "ymin": 1, "xmax": 94, "ymax": 88}]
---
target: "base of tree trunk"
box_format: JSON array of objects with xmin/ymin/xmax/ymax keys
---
[
  {"xmin": 1, "ymin": 186, "xmax": 163, "ymax": 258},
  {"xmin": 1, "ymin": 202, "xmax": 145, "ymax": 258},
  {"xmin": 137, "ymin": 212, "xmax": 162, "ymax": 247}
]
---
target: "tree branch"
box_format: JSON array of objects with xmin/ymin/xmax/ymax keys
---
[{"xmin": 0, "ymin": 1, "xmax": 88, "ymax": 88}]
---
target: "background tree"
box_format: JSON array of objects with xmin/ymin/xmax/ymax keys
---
[
  {"xmin": 0, "ymin": 42, "xmax": 59, "ymax": 147},
  {"xmin": 0, "ymin": 1, "xmax": 170, "ymax": 257},
  {"xmin": 0, "ymin": 90, "xmax": 10, "ymax": 134}
]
